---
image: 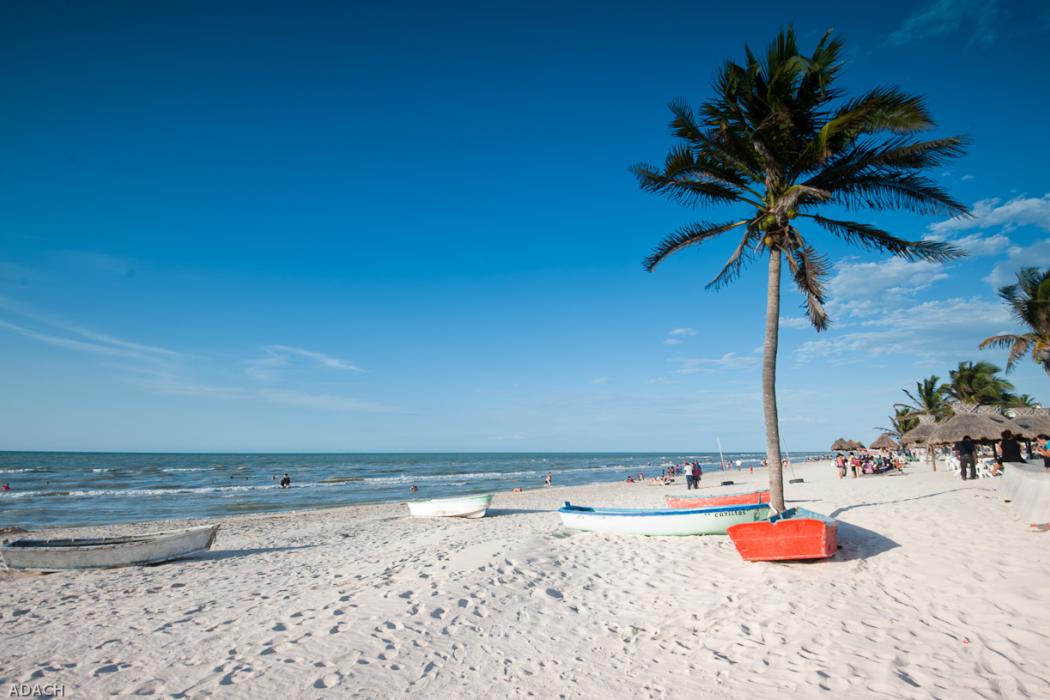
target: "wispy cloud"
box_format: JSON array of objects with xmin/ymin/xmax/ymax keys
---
[
  {"xmin": 887, "ymin": 0, "xmax": 999, "ymax": 47},
  {"xmin": 0, "ymin": 298, "xmax": 181, "ymax": 362},
  {"xmin": 245, "ymin": 345, "xmax": 365, "ymax": 380},
  {"xmin": 780, "ymin": 316, "xmax": 810, "ymax": 330},
  {"xmin": 591, "ymin": 377, "xmax": 609, "ymax": 385},
  {"xmin": 663, "ymin": 338, "xmax": 682, "ymax": 346},
  {"xmin": 669, "ymin": 327, "xmax": 697, "ymax": 336},
  {"xmin": 674, "ymin": 352, "xmax": 758, "ymax": 374}
]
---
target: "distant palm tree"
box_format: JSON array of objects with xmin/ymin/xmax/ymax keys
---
[
  {"xmin": 946, "ymin": 361, "xmax": 1015, "ymax": 405},
  {"xmin": 876, "ymin": 406, "xmax": 918, "ymax": 440},
  {"xmin": 634, "ymin": 29, "xmax": 967, "ymax": 511},
  {"xmin": 896, "ymin": 376, "xmax": 951, "ymax": 421},
  {"xmin": 1005, "ymin": 393, "xmax": 1039, "ymax": 408},
  {"xmin": 979, "ymin": 266, "xmax": 1050, "ymax": 376}
]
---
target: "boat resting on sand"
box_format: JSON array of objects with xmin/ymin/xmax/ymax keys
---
[
  {"xmin": 407, "ymin": 494, "xmax": 493, "ymax": 519},
  {"xmin": 558, "ymin": 502, "xmax": 769, "ymax": 536},
  {"xmin": 727, "ymin": 508, "xmax": 837, "ymax": 562},
  {"xmin": 0, "ymin": 524, "xmax": 220, "ymax": 572},
  {"xmin": 665, "ymin": 490, "xmax": 770, "ymax": 509}
]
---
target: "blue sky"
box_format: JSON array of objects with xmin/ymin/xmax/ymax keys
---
[{"xmin": 1, "ymin": 0, "xmax": 1049, "ymax": 452}]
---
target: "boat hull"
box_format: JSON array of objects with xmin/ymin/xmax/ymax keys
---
[
  {"xmin": 558, "ymin": 502, "xmax": 769, "ymax": 536},
  {"xmin": 407, "ymin": 494, "xmax": 493, "ymax": 518},
  {"xmin": 727, "ymin": 508, "xmax": 837, "ymax": 561},
  {"xmin": 665, "ymin": 490, "xmax": 770, "ymax": 509},
  {"xmin": 0, "ymin": 525, "xmax": 220, "ymax": 571}
]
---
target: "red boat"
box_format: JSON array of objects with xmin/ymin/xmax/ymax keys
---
[
  {"xmin": 726, "ymin": 508, "xmax": 837, "ymax": 562},
  {"xmin": 665, "ymin": 490, "xmax": 770, "ymax": 509}
]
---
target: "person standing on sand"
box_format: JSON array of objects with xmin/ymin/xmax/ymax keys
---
[
  {"xmin": 692, "ymin": 462, "xmax": 702, "ymax": 489},
  {"xmin": 685, "ymin": 466, "xmax": 695, "ymax": 490},
  {"xmin": 954, "ymin": 435, "xmax": 977, "ymax": 480},
  {"xmin": 544, "ymin": 471, "xmax": 552, "ymax": 487}
]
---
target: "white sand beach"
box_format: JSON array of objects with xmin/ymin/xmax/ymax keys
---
[{"xmin": 2, "ymin": 459, "xmax": 1049, "ymax": 699}]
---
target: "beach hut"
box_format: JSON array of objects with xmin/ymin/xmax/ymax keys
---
[
  {"xmin": 830, "ymin": 438, "xmax": 850, "ymax": 451},
  {"xmin": 846, "ymin": 440, "xmax": 866, "ymax": 451},
  {"xmin": 870, "ymin": 433, "xmax": 899, "ymax": 451}
]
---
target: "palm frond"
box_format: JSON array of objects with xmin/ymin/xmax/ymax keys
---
[
  {"xmin": 643, "ymin": 220, "xmax": 747, "ymax": 272},
  {"xmin": 706, "ymin": 227, "xmax": 759, "ymax": 289},
  {"xmin": 805, "ymin": 215, "xmax": 964, "ymax": 262},
  {"xmin": 783, "ymin": 241, "xmax": 830, "ymax": 330}
]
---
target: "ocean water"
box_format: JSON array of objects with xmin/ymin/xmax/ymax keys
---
[{"xmin": 0, "ymin": 451, "xmax": 823, "ymax": 529}]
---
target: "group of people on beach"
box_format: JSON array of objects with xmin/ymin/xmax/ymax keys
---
[
  {"xmin": 834, "ymin": 451, "xmax": 903, "ymax": 479},
  {"xmin": 953, "ymin": 430, "xmax": 1050, "ymax": 480}
]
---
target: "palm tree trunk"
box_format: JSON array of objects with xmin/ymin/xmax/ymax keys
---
[{"xmin": 763, "ymin": 249, "xmax": 785, "ymax": 512}]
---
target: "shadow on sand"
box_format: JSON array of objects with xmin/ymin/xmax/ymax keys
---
[
  {"xmin": 832, "ymin": 520, "xmax": 900, "ymax": 561},
  {"xmin": 185, "ymin": 544, "xmax": 316, "ymax": 562},
  {"xmin": 485, "ymin": 508, "xmax": 550, "ymax": 517},
  {"xmin": 829, "ymin": 487, "xmax": 970, "ymax": 519}
]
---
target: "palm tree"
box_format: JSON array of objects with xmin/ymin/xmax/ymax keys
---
[
  {"xmin": 897, "ymin": 376, "xmax": 951, "ymax": 421},
  {"xmin": 633, "ymin": 29, "xmax": 967, "ymax": 511},
  {"xmin": 876, "ymin": 406, "xmax": 918, "ymax": 441},
  {"xmin": 979, "ymin": 267, "xmax": 1050, "ymax": 376},
  {"xmin": 946, "ymin": 361, "xmax": 1015, "ymax": 405}
]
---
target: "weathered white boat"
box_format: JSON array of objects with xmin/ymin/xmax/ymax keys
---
[
  {"xmin": 0, "ymin": 524, "xmax": 219, "ymax": 571},
  {"xmin": 407, "ymin": 494, "xmax": 492, "ymax": 519},
  {"xmin": 558, "ymin": 502, "xmax": 769, "ymax": 536}
]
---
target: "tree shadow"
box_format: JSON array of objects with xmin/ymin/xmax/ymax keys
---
[
  {"xmin": 184, "ymin": 544, "xmax": 316, "ymax": 562},
  {"xmin": 829, "ymin": 487, "xmax": 970, "ymax": 518}
]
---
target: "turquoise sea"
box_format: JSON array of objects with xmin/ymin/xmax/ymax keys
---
[{"xmin": 0, "ymin": 451, "xmax": 824, "ymax": 529}]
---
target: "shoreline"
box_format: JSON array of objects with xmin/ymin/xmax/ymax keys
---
[{"xmin": 5, "ymin": 458, "xmax": 1047, "ymax": 698}]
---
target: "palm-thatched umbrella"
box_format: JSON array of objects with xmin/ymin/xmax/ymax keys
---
[
  {"xmin": 870, "ymin": 433, "xmax": 899, "ymax": 451},
  {"xmin": 846, "ymin": 440, "xmax": 865, "ymax": 450},
  {"xmin": 1007, "ymin": 407, "xmax": 1050, "ymax": 438},
  {"xmin": 929, "ymin": 412, "xmax": 1015, "ymax": 445},
  {"xmin": 830, "ymin": 437, "xmax": 850, "ymax": 451},
  {"xmin": 900, "ymin": 414, "xmax": 939, "ymax": 469}
]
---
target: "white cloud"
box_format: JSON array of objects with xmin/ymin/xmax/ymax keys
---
[
  {"xmin": 669, "ymin": 327, "xmax": 697, "ymax": 336},
  {"xmin": 961, "ymin": 175, "xmax": 976, "ymax": 182},
  {"xmin": 796, "ymin": 297, "xmax": 1010, "ymax": 364},
  {"xmin": 591, "ymin": 377, "xmax": 609, "ymax": 385},
  {"xmin": 663, "ymin": 338, "xmax": 682, "ymax": 346},
  {"xmin": 825, "ymin": 257, "xmax": 948, "ymax": 318},
  {"xmin": 674, "ymin": 352, "xmax": 758, "ymax": 374},
  {"xmin": 246, "ymin": 345, "xmax": 365, "ymax": 380},
  {"xmin": 929, "ymin": 193, "xmax": 1050, "ymax": 235},
  {"xmin": 946, "ymin": 232, "xmax": 1010, "ymax": 256},
  {"xmin": 985, "ymin": 239, "xmax": 1050, "ymax": 286}
]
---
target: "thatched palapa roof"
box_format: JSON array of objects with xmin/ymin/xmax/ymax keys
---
[
  {"xmin": 830, "ymin": 437, "xmax": 850, "ymax": 451},
  {"xmin": 1008, "ymin": 407, "xmax": 1050, "ymax": 437},
  {"xmin": 929, "ymin": 412, "xmax": 1018, "ymax": 445},
  {"xmin": 846, "ymin": 440, "xmax": 865, "ymax": 450},
  {"xmin": 900, "ymin": 413, "xmax": 937, "ymax": 446},
  {"xmin": 870, "ymin": 433, "xmax": 899, "ymax": 450}
]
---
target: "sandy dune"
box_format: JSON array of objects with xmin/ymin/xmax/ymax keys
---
[{"xmin": 2, "ymin": 460, "xmax": 1049, "ymax": 698}]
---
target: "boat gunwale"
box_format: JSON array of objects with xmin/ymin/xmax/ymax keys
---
[
  {"xmin": 559, "ymin": 502, "xmax": 769, "ymax": 517},
  {"xmin": 1, "ymin": 525, "xmax": 219, "ymax": 551}
]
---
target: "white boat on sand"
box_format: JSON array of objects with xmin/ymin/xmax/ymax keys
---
[
  {"xmin": 407, "ymin": 494, "xmax": 493, "ymax": 519},
  {"xmin": 0, "ymin": 524, "xmax": 220, "ymax": 571},
  {"xmin": 558, "ymin": 502, "xmax": 769, "ymax": 536}
]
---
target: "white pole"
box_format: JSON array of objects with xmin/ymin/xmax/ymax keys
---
[{"xmin": 717, "ymin": 436, "xmax": 725, "ymax": 471}]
